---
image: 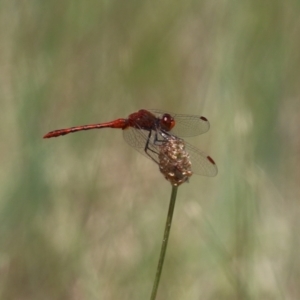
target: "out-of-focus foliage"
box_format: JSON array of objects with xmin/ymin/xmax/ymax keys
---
[{"xmin": 0, "ymin": 0, "xmax": 299, "ymax": 299}]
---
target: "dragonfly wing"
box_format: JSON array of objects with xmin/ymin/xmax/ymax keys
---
[
  {"xmin": 184, "ymin": 141, "xmax": 218, "ymax": 176},
  {"xmin": 148, "ymin": 109, "xmax": 210, "ymax": 137},
  {"xmin": 122, "ymin": 127, "xmax": 160, "ymax": 163},
  {"xmin": 123, "ymin": 125, "xmax": 218, "ymax": 177}
]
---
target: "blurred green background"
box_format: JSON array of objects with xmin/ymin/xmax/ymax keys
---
[{"xmin": 1, "ymin": 0, "xmax": 299, "ymax": 299}]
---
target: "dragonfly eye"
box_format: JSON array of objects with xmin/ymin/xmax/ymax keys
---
[{"xmin": 160, "ymin": 114, "xmax": 175, "ymax": 131}]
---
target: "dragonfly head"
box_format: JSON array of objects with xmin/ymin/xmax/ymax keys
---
[{"xmin": 160, "ymin": 114, "xmax": 175, "ymax": 132}]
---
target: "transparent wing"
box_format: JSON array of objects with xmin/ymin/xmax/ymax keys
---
[
  {"xmin": 122, "ymin": 127, "xmax": 161, "ymax": 163},
  {"xmin": 123, "ymin": 127, "xmax": 218, "ymax": 177},
  {"xmin": 183, "ymin": 141, "xmax": 218, "ymax": 177},
  {"xmin": 148, "ymin": 109, "xmax": 210, "ymax": 137}
]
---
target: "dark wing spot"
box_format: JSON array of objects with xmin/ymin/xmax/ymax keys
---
[
  {"xmin": 200, "ymin": 116, "xmax": 208, "ymax": 121},
  {"xmin": 207, "ymin": 156, "xmax": 216, "ymax": 165}
]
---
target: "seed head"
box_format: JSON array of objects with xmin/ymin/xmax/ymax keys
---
[{"xmin": 158, "ymin": 136, "xmax": 193, "ymax": 186}]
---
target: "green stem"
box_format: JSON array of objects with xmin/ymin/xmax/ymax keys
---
[{"xmin": 150, "ymin": 185, "xmax": 179, "ymax": 300}]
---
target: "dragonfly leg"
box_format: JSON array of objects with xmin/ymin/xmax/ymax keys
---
[
  {"xmin": 144, "ymin": 130, "xmax": 160, "ymax": 164},
  {"xmin": 153, "ymin": 129, "xmax": 173, "ymax": 145},
  {"xmin": 144, "ymin": 129, "xmax": 174, "ymax": 164}
]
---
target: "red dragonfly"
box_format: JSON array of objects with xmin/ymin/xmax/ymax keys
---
[{"xmin": 44, "ymin": 109, "xmax": 217, "ymax": 177}]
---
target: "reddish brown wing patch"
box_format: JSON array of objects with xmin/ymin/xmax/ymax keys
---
[{"xmin": 207, "ymin": 156, "xmax": 216, "ymax": 165}]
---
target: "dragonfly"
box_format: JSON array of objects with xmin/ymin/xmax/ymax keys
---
[{"xmin": 43, "ymin": 109, "xmax": 218, "ymax": 177}]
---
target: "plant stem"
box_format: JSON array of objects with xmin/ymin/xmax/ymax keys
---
[{"xmin": 150, "ymin": 185, "xmax": 178, "ymax": 300}]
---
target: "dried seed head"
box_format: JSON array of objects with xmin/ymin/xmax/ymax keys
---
[{"xmin": 158, "ymin": 136, "xmax": 193, "ymax": 186}]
